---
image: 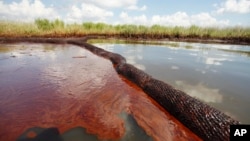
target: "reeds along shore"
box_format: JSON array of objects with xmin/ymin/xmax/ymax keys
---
[{"xmin": 1, "ymin": 19, "xmax": 250, "ymax": 42}]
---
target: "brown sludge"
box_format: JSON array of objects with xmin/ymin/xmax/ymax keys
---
[
  {"xmin": 0, "ymin": 42, "xmax": 201, "ymax": 141},
  {"xmin": 0, "ymin": 37, "xmax": 240, "ymax": 141}
]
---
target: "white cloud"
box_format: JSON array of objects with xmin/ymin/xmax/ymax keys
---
[
  {"xmin": 119, "ymin": 12, "xmax": 147, "ymax": 25},
  {"xmin": 0, "ymin": 0, "xmax": 58, "ymax": 21},
  {"xmin": 119, "ymin": 12, "xmax": 229, "ymax": 27},
  {"xmin": 190, "ymin": 13, "xmax": 229, "ymax": 27},
  {"xmin": 120, "ymin": 12, "xmax": 129, "ymax": 19},
  {"xmin": 86, "ymin": 0, "xmax": 137, "ymax": 8},
  {"xmin": 152, "ymin": 12, "xmax": 229, "ymax": 27},
  {"xmin": 216, "ymin": 0, "xmax": 250, "ymax": 14},
  {"xmin": 152, "ymin": 12, "xmax": 191, "ymax": 26},
  {"xmin": 0, "ymin": 0, "xmax": 236, "ymax": 26},
  {"xmin": 127, "ymin": 5, "xmax": 147, "ymax": 11},
  {"xmin": 66, "ymin": 3, "xmax": 113, "ymax": 23}
]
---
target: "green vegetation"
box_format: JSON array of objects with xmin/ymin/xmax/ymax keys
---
[
  {"xmin": 35, "ymin": 18, "xmax": 64, "ymax": 30},
  {"xmin": 0, "ymin": 19, "xmax": 250, "ymax": 42}
]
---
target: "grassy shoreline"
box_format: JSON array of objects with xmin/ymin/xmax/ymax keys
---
[{"xmin": 1, "ymin": 19, "xmax": 250, "ymax": 45}]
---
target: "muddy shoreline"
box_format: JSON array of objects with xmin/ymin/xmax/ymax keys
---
[
  {"xmin": 0, "ymin": 37, "xmax": 240, "ymax": 141},
  {"xmin": 0, "ymin": 35, "xmax": 249, "ymax": 45},
  {"xmin": 104, "ymin": 35, "xmax": 250, "ymax": 45}
]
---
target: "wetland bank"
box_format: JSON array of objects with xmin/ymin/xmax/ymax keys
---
[
  {"xmin": 1, "ymin": 19, "xmax": 250, "ymax": 44},
  {"xmin": 0, "ymin": 19, "xmax": 249, "ymax": 141}
]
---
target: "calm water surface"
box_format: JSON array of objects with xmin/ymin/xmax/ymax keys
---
[
  {"xmin": 93, "ymin": 41, "xmax": 250, "ymax": 124},
  {"xmin": 0, "ymin": 43, "xmax": 201, "ymax": 141}
]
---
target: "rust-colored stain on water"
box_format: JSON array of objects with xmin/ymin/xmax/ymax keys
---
[{"xmin": 0, "ymin": 43, "xmax": 201, "ymax": 141}]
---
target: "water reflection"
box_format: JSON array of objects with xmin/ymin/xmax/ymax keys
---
[
  {"xmin": 0, "ymin": 43, "xmax": 201, "ymax": 141},
  {"xmin": 205, "ymin": 57, "xmax": 232, "ymax": 65},
  {"xmin": 89, "ymin": 39, "xmax": 250, "ymax": 57},
  {"xmin": 93, "ymin": 40, "xmax": 250, "ymax": 123},
  {"xmin": 95, "ymin": 43, "xmax": 146, "ymax": 70},
  {"xmin": 219, "ymin": 49, "xmax": 250, "ymax": 57},
  {"xmin": 175, "ymin": 81, "xmax": 223, "ymax": 103},
  {"xmin": 171, "ymin": 66, "xmax": 179, "ymax": 70}
]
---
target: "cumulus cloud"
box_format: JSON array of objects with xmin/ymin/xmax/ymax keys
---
[
  {"xmin": 119, "ymin": 12, "xmax": 147, "ymax": 25},
  {"xmin": 190, "ymin": 13, "xmax": 229, "ymax": 27},
  {"xmin": 66, "ymin": 3, "xmax": 113, "ymax": 23},
  {"xmin": 0, "ymin": 0, "xmax": 235, "ymax": 26},
  {"xmin": 215, "ymin": 0, "xmax": 250, "ymax": 14},
  {"xmin": 127, "ymin": 5, "xmax": 147, "ymax": 11},
  {"xmin": 0, "ymin": 0, "xmax": 58, "ymax": 21},
  {"xmin": 86, "ymin": 0, "xmax": 137, "ymax": 8},
  {"xmin": 119, "ymin": 11, "xmax": 229, "ymax": 27},
  {"xmin": 152, "ymin": 12, "xmax": 190, "ymax": 26},
  {"xmin": 152, "ymin": 12, "xmax": 229, "ymax": 27}
]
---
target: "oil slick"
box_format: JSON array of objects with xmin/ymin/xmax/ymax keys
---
[{"xmin": 0, "ymin": 43, "xmax": 201, "ymax": 141}]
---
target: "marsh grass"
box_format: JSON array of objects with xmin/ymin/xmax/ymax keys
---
[
  {"xmin": 88, "ymin": 39, "xmax": 183, "ymax": 48},
  {"xmin": 0, "ymin": 19, "xmax": 250, "ymax": 41}
]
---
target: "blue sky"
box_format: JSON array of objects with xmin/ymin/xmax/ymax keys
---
[{"xmin": 0, "ymin": 0, "xmax": 250, "ymax": 27}]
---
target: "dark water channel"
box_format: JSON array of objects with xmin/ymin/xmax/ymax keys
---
[
  {"xmin": 0, "ymin": 43, "xmax": 201, "ymax": 141},
  {"xmin": 92, "ymin": 40, "xmax": 250, "ymax": 124}
]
